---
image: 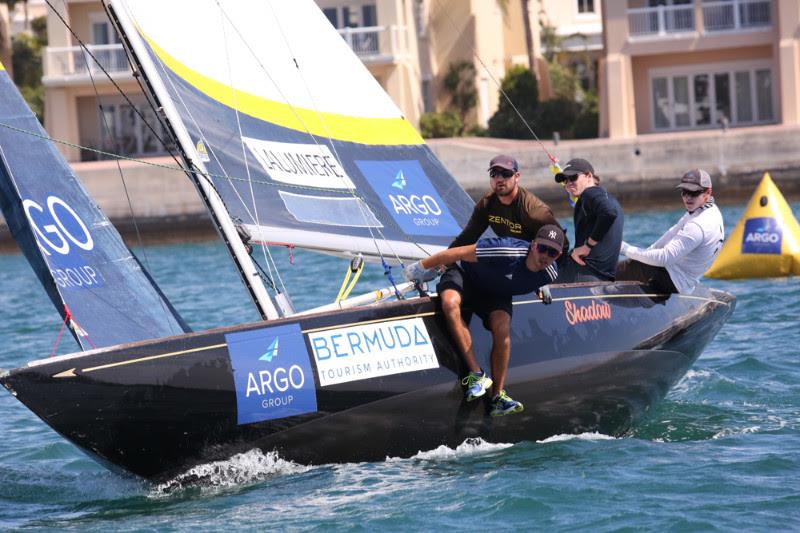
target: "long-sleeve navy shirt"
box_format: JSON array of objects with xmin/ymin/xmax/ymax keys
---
[{"xmin": 573, "ymin": 186, "xmax": 624, "ymax": 280}]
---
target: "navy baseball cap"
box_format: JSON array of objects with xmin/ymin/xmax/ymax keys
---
[{"xmin": 535, "ymin": 224, "xmax": 565, "ymax": 251}]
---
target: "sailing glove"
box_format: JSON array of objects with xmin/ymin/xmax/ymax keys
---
[
  {"xmin": 404, "ymin": 261, "xmax": 439, "ymax": 283},
  {"xmin": 538, "ymin": 285, "xmax": 553, "ymax": 305}
]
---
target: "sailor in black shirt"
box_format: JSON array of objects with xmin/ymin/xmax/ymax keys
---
[{"xmin": 554, "ymin": 158, "xmax": 623, "ymax": 282}]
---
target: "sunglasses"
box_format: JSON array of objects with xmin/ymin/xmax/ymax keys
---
[
  {"xmin": 680, "ymin": 189, "xmax": 705, "ymax": 198},
  {"xmin": 562, "ymin": 173, "xmax": 581, "ymax": 183},
  {"xmin": 490, "ymin": 168, "xmax": 515, "ymax": 179},
  {"xmin": 536, "ymin": 244, "xmax": 560, "ymax": 258}
]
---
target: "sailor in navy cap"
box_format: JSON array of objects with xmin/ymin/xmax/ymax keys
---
[
  {"xmin": 405, "ymin": 225, "xmax": 563, "ymax": 417},
  {"xmin": 555, "ymin": 158, "xmax": 624, "ymax": 282}
]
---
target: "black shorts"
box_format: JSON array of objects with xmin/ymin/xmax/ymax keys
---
[{"xmin": 436, "ymin": 265, "xmax": 512, "ymax": 329}]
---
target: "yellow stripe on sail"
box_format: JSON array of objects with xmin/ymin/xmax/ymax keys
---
[{"xmin": 142, "ymin": 32, "xmax": 423, "ymax": 146}]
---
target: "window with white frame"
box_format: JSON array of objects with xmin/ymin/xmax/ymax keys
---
[
  {"xmin": 93, "ymin": 101, "xmax": 167, "ymax": 160},
  {"xmin": 651, "ymin": 64, "xmax": 774, "ymax": 131},
  {"xmin": 577, "ymin": 0, "xmax": 595, "ymax": 13}
]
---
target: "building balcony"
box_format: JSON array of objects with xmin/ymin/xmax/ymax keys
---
[
  {"xmin": 627, "ymin": 0, "xmax": 771, "ymax": 39},
  {"xmin": 337, "ymin": 25, "xmax": 408, "ymax": 64},
  {"xmin": 628, "ymin": 4, "xmax": 695, "ymax": 37},
  {"xmin": 43, "ymin": 43, "xmax": 131, "ymax": 84},
  {"xmin": 702, "ymin": 0, "xmax": 771, "ymax": 33}
]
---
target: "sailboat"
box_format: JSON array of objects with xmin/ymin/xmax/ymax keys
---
[{"xmin": 0, "ymin": 0, "xmax": 735, "ymax": 482}]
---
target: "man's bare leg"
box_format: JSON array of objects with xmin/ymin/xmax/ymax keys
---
[
  {"xmin": 487, "ymin": 310, "xmax": 512, "ymax": 395},
  {"xmin": 439, "ymin": 288, "xmax": 481, "ymax": 374}
]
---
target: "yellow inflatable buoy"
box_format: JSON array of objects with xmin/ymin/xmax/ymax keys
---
[{"xmin": 706, "ymin": 172, "xmax": 800, "ymax": 279}]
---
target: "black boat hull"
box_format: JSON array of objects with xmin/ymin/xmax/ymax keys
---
[{"xmin": 0, "ymin": 283, "xmax": 735, "ymax": 481}]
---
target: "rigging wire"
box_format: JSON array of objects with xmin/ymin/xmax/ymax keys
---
[
  {"xmin": 261, "ymin": 2, "xmax": 396, "ymax": 260},
  {"xmin": 216, "ymin": 3, "xmax": 287, "ymax": 296},
  {"xmin": 219, "ymin": 1, "xmax": 426, "ymax": 295},
  {"xmin": 261, "ymin": 1, "xmax": 411, "ymax": 297}
]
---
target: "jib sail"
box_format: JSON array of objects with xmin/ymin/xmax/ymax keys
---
[{"xmin": 0, "ymin": 61, "xmax": 189, "ymax": 349}]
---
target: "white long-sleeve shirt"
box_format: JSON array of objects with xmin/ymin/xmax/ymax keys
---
[{"xmin": 622, "ymin": 201, "xmax": 724, "ymax": 294}]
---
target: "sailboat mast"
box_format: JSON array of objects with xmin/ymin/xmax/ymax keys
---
[{"xmin": 107, "ymin": 4, "xmax": 280, "ymax": 321}]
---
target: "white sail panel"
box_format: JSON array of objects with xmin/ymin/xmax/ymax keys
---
[{"xmin": 115, "ymin": 0, "xmax": 419, "ymax": 145}]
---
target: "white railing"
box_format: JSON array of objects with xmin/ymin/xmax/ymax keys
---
[
  {"xmin": 702, "ymin": 0, "xmax": 770, "ymax": 32},
  {"xmin": 338, "ymin": 25, "xmax": 407, "ymax": 60},
  {"xmin": 45, "ymin": 44, "xmax": 130, "ymax": 78},
  {"xmin": 628, "ymin": 4, "xmax": 695, "ymax": 37}
]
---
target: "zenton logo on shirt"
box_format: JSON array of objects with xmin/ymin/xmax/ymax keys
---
[{"xmin": 307, "ymin": 317, "xmax": 439, "ymax": 386}]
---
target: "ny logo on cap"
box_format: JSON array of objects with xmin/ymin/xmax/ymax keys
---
[{"xmin": 548, "ymin": 230, "xmax": 557, "ymax": 239}]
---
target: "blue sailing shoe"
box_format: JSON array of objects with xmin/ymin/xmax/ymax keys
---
[
  {"xmin": 461, "ymin": 371, "xmax": 492, "ymax": 401},
  {"xmin": 490, "ymin": 390, "xmax": 524, "ymax": 417}
]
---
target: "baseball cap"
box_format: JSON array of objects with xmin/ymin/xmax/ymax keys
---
[
  {"xmin": 535, "ymin": 224, "xmax": 565, "ymax": 252},
  {"xmin": 488, "ymin": 154, "xmax": 518, "ymax": 172},
  {"xmin": 554, "ymin": 158, "xmax": 594, "ymax": 183},
  {"xmin": 676, "ymin": 169, "xmax": 712, "ymax": 192}
]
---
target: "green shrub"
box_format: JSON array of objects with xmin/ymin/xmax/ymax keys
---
[
  {"xmin": 419, "ymin": 111, "xmax": 462, "ymax": 139},
  {"xmin": 487, "ymin": 65, "xmax": 539, "ymax": 139},
  {"xmin": 534, "ymin": 98, "xmax": 579, "ymax": 140},
  {"xmin": 465, "ymin": 125, "xmax": 488, "ymax": 137}
]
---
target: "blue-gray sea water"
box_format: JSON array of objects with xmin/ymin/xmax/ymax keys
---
[{"xmin": 0, "ymin": 203, "xmax": 798, "ymax": 531}]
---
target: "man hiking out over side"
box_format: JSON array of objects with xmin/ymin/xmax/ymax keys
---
[
  {"xmin": 431, "ymin": 154, "xmax": 566, "ymax": 410},
  {"xmin": 405, "ymin": 225, "xmax": 564, "ymax": 417}
]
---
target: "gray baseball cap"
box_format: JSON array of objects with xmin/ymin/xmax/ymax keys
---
[
  {"xmin": 488, "ymin": 154, "xmax": 518, "ymax": 172},
  {"xmin": 677, "ymin": 169, "xmax": 712, "ymax": 192}
]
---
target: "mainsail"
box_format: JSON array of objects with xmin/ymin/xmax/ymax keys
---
[
  {"xmin": 108, "ymin": 0, "xmax": 473, "ymax": 262},
  {"xmin": 0, "ymin": 61, "xmax": 189, "ymax": 349}
]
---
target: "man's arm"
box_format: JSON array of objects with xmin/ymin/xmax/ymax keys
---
[
  {"xmin": 449, "ymin": 201, "xmax": 488, "ymax": 248},
  {"xmin": 587, "ymin": 191, "xmax": 619, "ymax": 244},
  {"xmin": 649, "ymin": 215, "xmax": 686, "ymax": 250},
  {"xmin": 622, "ymin": 222, "xmax": 703, "ymax": 267},
  {"xmin": 421, "ymin": 244, "xmax": 477, "ymax": 269}
]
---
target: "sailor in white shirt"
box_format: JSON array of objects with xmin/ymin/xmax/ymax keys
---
[{"xmin": 616, "ymin": 169, "xmax": 725, "ymax": 294}]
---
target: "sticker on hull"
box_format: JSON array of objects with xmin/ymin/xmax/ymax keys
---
[
  {"xmin": 308, "ymin": 317, "xmax": 439, "ymax": 386},
  {"xmin": 226, "ymin": 323, "xmax": 317, "ymax": 425}
]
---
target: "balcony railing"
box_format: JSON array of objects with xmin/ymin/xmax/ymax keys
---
[
  {"xmin": 338, "ymin": 25, "xmax": 407, "ymax": 61},
  {"xmin": 628, "ymin": 4, "xmax": 695, "ymax": 37},
  {"xmin": 703, "ymin": 0, "xmax": 771, "ymax": 32},
  {"xmin": 45, "ymin": 44, "xmax": 130, "ymax": 78}
]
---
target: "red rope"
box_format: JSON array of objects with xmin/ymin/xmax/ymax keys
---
[
  {"xmin": 49, "ymin": 305, "xmax": 96, "ymax": 355},
  {"xmin": 49, "ymin": 306, "xmax": 72, "ymax": 357}
]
